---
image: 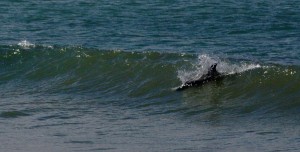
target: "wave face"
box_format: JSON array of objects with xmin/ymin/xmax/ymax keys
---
[
  {"xmin": 1, "ymin": 43, "xmax": 300, "ymax": 115},
  {"xmin": 1, "ymin": 43, "xmax": 300, "ymax": 151}
]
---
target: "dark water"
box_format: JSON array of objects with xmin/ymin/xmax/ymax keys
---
[{"xmin": 1, "ymin": 1, "xmax": 300, "ymax": 151}]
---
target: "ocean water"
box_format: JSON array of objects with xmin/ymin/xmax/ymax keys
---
[{"xmin": 0, "ymin": 1, "xmax": 300, "ymax": 151}]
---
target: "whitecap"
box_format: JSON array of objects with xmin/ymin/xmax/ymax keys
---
[
  {"xmin": 17, "ymin": 40, "xmax": 35, "ymax": 49},
  {"xmin": 177, "ymin": 54, "xmax": 262, "ymax": 83}
]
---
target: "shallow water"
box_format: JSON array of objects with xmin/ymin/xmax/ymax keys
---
[{"xmin": 1, "ymin": 0, "xmax": 300, "ymax": 151}]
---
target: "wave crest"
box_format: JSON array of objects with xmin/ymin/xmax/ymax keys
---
[
  {"xmin": 17, "ymin": 40, "xmax": 35, "ymax": 49},
  {"xmin": 177, "ymin": 54, "xmax": 261, "ymax": 83}
]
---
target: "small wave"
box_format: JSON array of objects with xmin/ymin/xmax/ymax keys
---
[{"xmin": 0, "ymin": 111, "xmax": 30, "ymax": 118}]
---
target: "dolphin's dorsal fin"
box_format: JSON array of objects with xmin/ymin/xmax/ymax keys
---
[{"xmin": 208, "ymin": 63, "xmax": 218, "ymax": 74}]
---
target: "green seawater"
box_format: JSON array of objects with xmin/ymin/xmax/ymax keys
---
[{"xmin": 0, "ymin": 0, "xmax": 300, "ymax": 151}]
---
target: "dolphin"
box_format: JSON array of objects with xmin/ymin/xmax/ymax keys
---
[{"xmin": 176, "ymin": 63, "xmax": 222, "ymax": 91}]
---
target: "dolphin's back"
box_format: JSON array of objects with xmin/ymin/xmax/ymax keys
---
[{"xmin": 176, "ymin": 63, "xmax": 221, "ymax": 91}]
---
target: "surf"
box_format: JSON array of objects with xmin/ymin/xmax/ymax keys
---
[{"xmin": 1, "ymin": 42, "xmax": 300, "ymax": 115}]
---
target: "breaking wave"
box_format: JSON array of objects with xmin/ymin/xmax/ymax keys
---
[{"xmin": 1, "ymin": 41, "xmax": 300, "ymax": 117}]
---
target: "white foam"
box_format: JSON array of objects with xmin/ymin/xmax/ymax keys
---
[
  {"xmin": 17, "ymin": 40, "xmax": 35, "ymax": 49},
  {"xmin": 177, "ymin": 54, "xmax": 261, "ymax": 83}
]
